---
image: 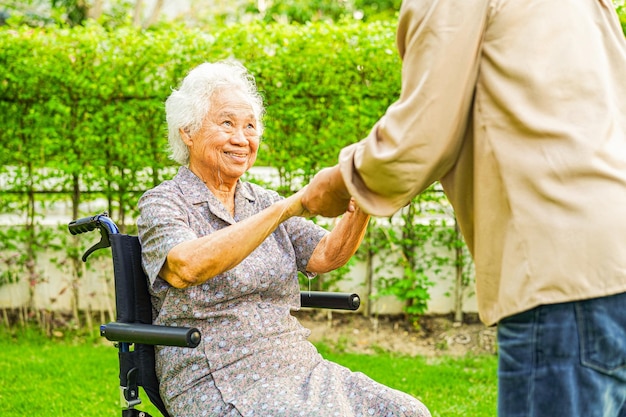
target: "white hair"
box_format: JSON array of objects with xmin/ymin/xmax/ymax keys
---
[{"xmin": 165, "ymin": 60, "xmax": 265, "ymax": 165}]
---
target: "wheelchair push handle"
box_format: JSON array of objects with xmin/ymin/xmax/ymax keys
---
[
  {"xmin": 68, "ymin": 215, "xmax": 100, "ymax": 235},
  {"xmin": 68, "ymin": 212, "xmax": 119, "ymax": 235},
  {"xmin": 68, "ymin": 212, "xmax": 120, "ymax": 261}
]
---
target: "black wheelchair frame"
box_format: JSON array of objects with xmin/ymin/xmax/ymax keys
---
[{"xmin": 68, "ymin": 213, "xmax": 361, "ymax": 417}]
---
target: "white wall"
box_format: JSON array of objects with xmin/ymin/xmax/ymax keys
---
[
  {"xmin": 0, "ymin": 248, "xmax": 477, "ymax": 316},
  {"xmin": 0, "ymin": 167, "xmax": 477, "ymax": 316}
]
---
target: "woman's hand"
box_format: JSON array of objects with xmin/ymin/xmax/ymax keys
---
[
  {"xmin": 306, "ymin": 198, "xmax": 370, "ymax": 274},
  {"xmin": 283, "ymin": 187, "xmax": 314, "ymax": 218}
]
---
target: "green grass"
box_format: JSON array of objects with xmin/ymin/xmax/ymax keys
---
[
  {"xmin": 317, "ymin": 344, "xmax": 497, "ymax": 417},
  {"xmin": 0, "ymin": 328, "xmax": 497, "ymax": 417}
]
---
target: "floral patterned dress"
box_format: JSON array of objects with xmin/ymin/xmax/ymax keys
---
[{"xmin": 137, "ymin": 167, "xmax": 430, "ymax": 417}]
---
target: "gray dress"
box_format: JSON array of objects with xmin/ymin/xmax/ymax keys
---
[{"xmin": 137, "ymin": 167, "xmax": 430, "ymax": 417}]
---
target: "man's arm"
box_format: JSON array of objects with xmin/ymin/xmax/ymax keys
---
[{"xmin": 304, "ymin": 0, "xmax": 487, "ymax": 218}]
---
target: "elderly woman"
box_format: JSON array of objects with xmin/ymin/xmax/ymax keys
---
[{"xmin": 137, "ymin": 60, "xmax": 430, "ymax": 417}]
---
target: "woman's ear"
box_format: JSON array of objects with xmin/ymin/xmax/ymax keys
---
[{"xmin": 179, "ymin": 127, "xmax": 193, "ymax": 146}]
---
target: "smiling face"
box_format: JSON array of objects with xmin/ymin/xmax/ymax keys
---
[{"xmin": 182, "ymin": 88, "xmax": 260, "ymax": 191}]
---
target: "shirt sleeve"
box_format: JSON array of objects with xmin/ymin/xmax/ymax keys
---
[
  {"xmin": 339, "ymin": 0, "xmax": 489, "ymax": 216},
  {"xmin": 137, "ymin": 185, "xmax": 198, "ymax": 287}
]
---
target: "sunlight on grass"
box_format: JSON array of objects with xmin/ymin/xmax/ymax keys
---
[
  {"xmin": 316, "ymin": 344, "xmax": 497, "ymax": 417},
  {"xmin": 1, "ymin": 329, "xmax": 496, "ymax": 417}
]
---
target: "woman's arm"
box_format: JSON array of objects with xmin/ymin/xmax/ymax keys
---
[
  {"xmin": 306, "ymin": 202, "xmax": 370, "ymax": 274},
  {"xmin": 161, "ymin": 191, "xmax": 307, "ymax": 289}
]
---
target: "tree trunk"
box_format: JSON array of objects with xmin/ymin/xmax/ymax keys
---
[
  {"xmin": 88, "ymin": 0, "xmax": 104, "ymax": 20},
  {"xmin": 70, "ymin": 172, "xmax": 82, "ymax": 329},
  {"xmin": 363, "ymin": 244, "xmax": 373, "ymax": 318},
  {"xmin": 453, "ymin": 220, "xmax": 464, "ymax": 323},
  {"xmin": 133, "ymin": 0, "xmax": 144, "ymax": 27},
  {"xmin": 144, "ymin": 0, "xmax": 164, "ymax": 28}
]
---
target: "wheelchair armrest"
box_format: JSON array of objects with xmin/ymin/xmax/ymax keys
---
[
  {"xmin": 101, "ymin": 293, "xmax": 358, "ymax": 349},
  {"xmin": 300, "ymin": 291, "xmax": 360, "ymax": 311},
  {"xmin": 100, "ymin": 322, "xmax": 201, "ymax": 348}
]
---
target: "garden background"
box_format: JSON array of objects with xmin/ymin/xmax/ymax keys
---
[
  {"xmin": 1, "ymin": 0, "xmax": 625, "ymax": 333},
  {"xmin": 1, "ymin": 1, "xmax": 625, "ymax": 416}
]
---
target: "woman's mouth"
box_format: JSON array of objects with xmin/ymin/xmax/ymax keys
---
[{"xmin": 224, "ymin": 151, "xmax": 247, "ymax": 161}]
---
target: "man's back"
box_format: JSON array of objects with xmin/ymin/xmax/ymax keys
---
[{"xmin": 462, "ymin": 0, "xmax": 626, "ymax": 324}]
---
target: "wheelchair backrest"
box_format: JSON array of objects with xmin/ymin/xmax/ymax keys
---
[
  {"xmin": 110, "ymin": 234, "xmax": 155, "ymax": 324},
  {"xmin": 109, "ymin": 233, "xmax": 170, "ymax": 417}
]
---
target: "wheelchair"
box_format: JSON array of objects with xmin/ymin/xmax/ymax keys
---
[{"xmin": 68, "ymin": 213, "xmax": 361, "ymax": 417}]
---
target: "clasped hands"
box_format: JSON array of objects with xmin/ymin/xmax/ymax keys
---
[{"xmin": 287, "ymin": 166, "xmax": 354, "ymax": 219}]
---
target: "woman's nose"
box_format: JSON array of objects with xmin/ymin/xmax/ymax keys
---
[{"xmin": 231, "ymin": 128, "xmax": 248, "ymax": 145}]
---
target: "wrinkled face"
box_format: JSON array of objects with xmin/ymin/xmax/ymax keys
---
[{"xmin": 182, "ymin": 88, "xmax": 260, "ymax": 187}]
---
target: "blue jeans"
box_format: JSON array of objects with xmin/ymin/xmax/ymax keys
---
[{"xmin": 497, "ymin": 291, "xmax": 626, "ymax": 417}]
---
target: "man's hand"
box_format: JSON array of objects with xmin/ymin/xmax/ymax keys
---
[{"xmin": 301, "ymin": 166, "xmax": 352, "ymax": 217}]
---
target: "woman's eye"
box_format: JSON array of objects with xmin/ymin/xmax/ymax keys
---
[
  {"xmin": 222, "ymin": 120, "xmax": 232, "ymax": 127},
  {"xmin": 246, "ymin": 123, "xmax": 255, "ymax": 130}
]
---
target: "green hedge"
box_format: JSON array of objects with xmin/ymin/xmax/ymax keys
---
[
  {"xmin": 0, "ymin": 20, "xmax": 400, "ymax": 223},
  {"xmin": 3, "ymin": 10, "xmax": 626, "ymax": 218},
  {"xmin": 3, "ymin": 15, "xmax": 622, "ymax": 323},
  {"xmin": 0, "ymin": 20, "xmax": 404, "ymax": 323}
]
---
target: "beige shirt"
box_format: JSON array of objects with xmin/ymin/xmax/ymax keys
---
[{"xmin": 339, "ymin": 0, "xmax": 626, "ymax": 325}]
